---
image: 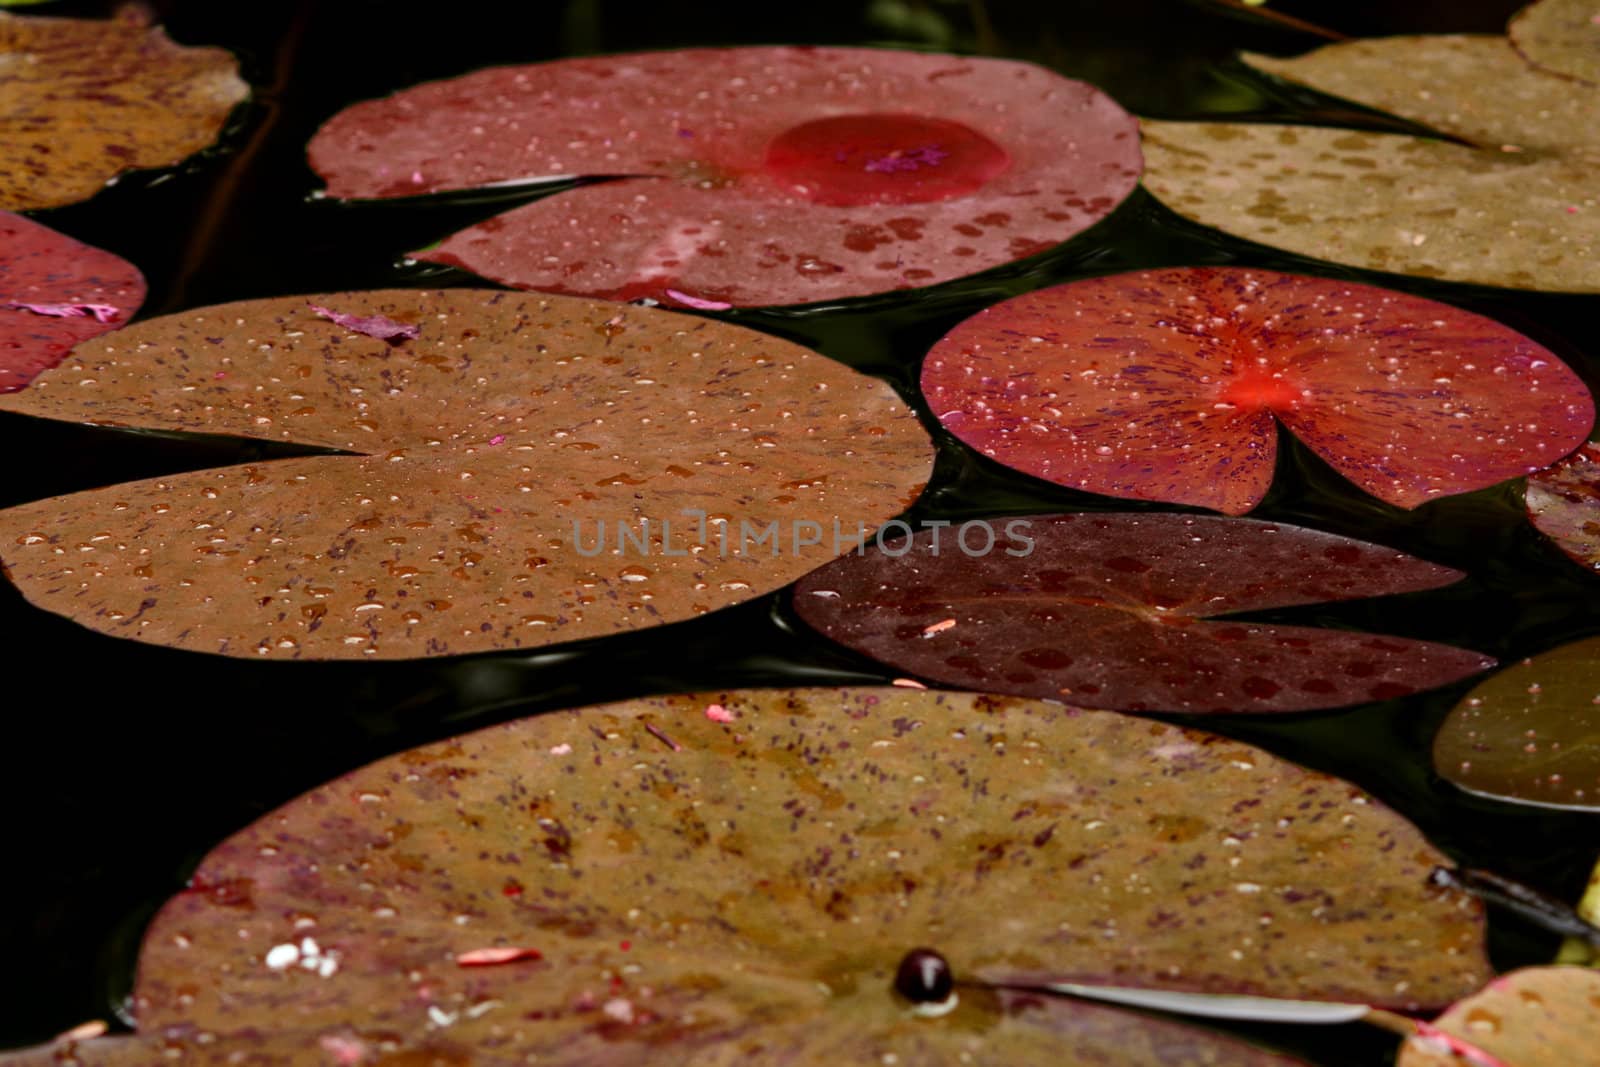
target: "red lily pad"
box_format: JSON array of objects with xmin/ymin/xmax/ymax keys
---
[
  {"xmin": 307, "ymin": 47, "xmax": 1141, "ymax": 307},
  {"xmin": 0, "ymin": 688, "xmax": 1492, "ymax": 1067},
  {"xmin": 0, "ymin": 211, "xmax": 144, "ymax": 392},
  {"xmin": 921, "ymin": 267, "xmax": 1593, "ymax": 514},
  {"xmin": 1526, "ymin": 441, "xmax": 1600, "ymax": 571},
  {"xmin": 794, "ymin": 513, "xmax": 1494, "ymax": 713},
  {"xmin": 1433, "ymin": 636, "xmax": 1600, "ymax": 811},
  {"xmin": 1396, "ymin": 966, "xmax": 1600, "ymax": 1067},
  {"xmin": 0, "ymin": 4, "xmax": 248, "ymax": 211},
  {"xmin": 0, "ymin": 289, "xmax": 933, "ymax": 659}
]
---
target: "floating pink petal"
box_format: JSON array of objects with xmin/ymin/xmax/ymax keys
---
[
  {"xmin": 663, "ymin": 289, "xmax": 734, "ymax": 311},
  {"xmin": 309, "ymin": 48, "xmax": 1141, "ymax": 307},
  {"xmin": 704, "ymin": 703, "xmax": 735, "ymax": 723},
  {"xmin": 922, "ymin": 267, "xmax": 1594, "ymax": 514},
  {"xmin": 0, "ymin": 211, "xmax": 145, "ymax": 393},
  {"xmin": 455, "ymin": 946, "xmax": 544, "ymax": 967},
  {"xmin": 307, "ymin": 302, "xmax": 420, "ymax": 342}
]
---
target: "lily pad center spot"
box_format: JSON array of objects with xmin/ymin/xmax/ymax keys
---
[
  {"xmin": 894, "ymin": 947, "xmax": 959, "ymax": 1016},
  {"xmin": 762, "ymin": 113, "xmax": 1011, "ymax": 206},
  {"xmin": 1219, "ymin": 361, "xmax": 1305, "ymax": 413}
]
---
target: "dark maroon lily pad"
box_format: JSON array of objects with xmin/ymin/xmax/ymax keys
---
[
  {"xmin": 0, "ymin": 687, "xmax": 1493, "ymax": 1066},
  {"xmin": 794, "ymin": 513, "xmax": 1494, "ymax": 713},
  {"xmin": 307, "ymin": 47, "xmax": 1141, "ymax": 307},
  {"xmin": 0, "ymin": 290, "xmax": 932, "ymax": 660},
  {"xmin": 1526, "ymin": 441, "xmax": 1600, "ymax": 571},
  {"xmin": 0, "ymin": 5, "xmax": 248, "ymax": 211},
  {"xmin": 1433, "ymin": 636, "xmax": 1600, "ymax": 811},
  {"xmin": 0, "ymin": 210, "xmax": 145, "ymax": 393},
  {"xmin": 921, "ymin": 267, "xmax": 1593, "ymax": 514}
]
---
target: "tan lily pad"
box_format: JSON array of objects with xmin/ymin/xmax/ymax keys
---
[
  {"xmin": 0, "ymin": 687, "xmax": 1492, "ymax": 1066},
  {"xmin": 1396, "ymin": 966, "xmax": 1600, "ymax": 1066},
  {"xmin": 0, "ymin": 290, "xmax": 933, "ymax": 659},
  {"xmin": 1433, "ymin": 636, "xmax": 1600, "ymax": 811},
  {"xmin": 1511, "ymin": 0, "xmax": 1600, "ymax": 83},
  {"xmin": 1141, "ymin": 27, "xmax": 1599, "ymax": 292},
  {"xmin": 1526, "ymin": 441, "xmax": 1600, "ymax": 571},
  {"xmin": 0, "ymin": 4, "xmax": 248, "ymax": 211}
]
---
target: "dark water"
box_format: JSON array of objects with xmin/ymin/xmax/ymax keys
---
[{"xmin": 1, "ymin": 1, "xmax": 1593, "ymax": 1063}]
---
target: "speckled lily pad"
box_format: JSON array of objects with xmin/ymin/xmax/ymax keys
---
[
  {"xmin": 0, "ymin": 290, "xmax": 933, "ymax": 660},
  {"xmin": 1396, "ymin": 966, "xmax": 1600, "ymax": 1066},
  {"xmin": 1433, "ymin": 636, "xmax": 1600, "ymax": 811},
  {"xmin": 1526, "ymin": 441, "xmax": 1600, "ymax": 571},
  {"xmin": 795, "ymin": 513, "xmax": 1494, "ymax": 713},
  {"xmin": 0, "ymin": 688, "xmax": 1491, "ymax": 1066},
  {"xmin": 1141, "ymin": 15, "xmax": 1599, "ymax": 293},
  {"xmin": 1511, "ymin": 0, "xmax": 1600, "ymax": 83},
  {"xmin": 308, "ymin": 47, "xmax": 1141, "ymax": 307},
  {"xmin": 0, "ymin": 5, "xmax": 248, "ymax": 211}
]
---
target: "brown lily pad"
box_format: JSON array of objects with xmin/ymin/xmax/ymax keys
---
[
  {"xmin": 795, "ymin": 513, "xmax": 1494, "ymax": 714},
  {"xmin": 1141, "ymin": 26, "xmax": 1600, "ymax": 292},
  {"xmin": 0, "ymin": 210, "xmax": 145, "ymax": 392},
  {"xmin": 1526, "ymin": 441, "xmax": 1600, "ymax": 571},
  {"xmin": 0, "ymin": 290, "xmax": 933, "ymax": 659},
  {"xmin": 308, "ymin": 47, "xmax": 1141, "ymax": 307},
  {"xmin": 1433, "ymin": 636, "xmax": 1600, "ymax": 811},
  {"xmin": 1511, "ymin": 0, "xmax": 1600, "ymax": 84},
  {"xmin": 0, "ymin": 687, "xmax": 1491, "ymax": 1066},
  {"xmin": 0, "ymin": 4, "xmax": 248, "ymax": 211},
  {"xmin": 1396, "ymin": 966, "xmax": 1600, "ymax": 1067}
]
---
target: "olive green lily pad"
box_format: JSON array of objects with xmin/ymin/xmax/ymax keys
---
[
  {"xmin": 1433, "ymin": 636, "xmax": 1600, "ymax": 811},
  {"xmin": 1396, "ymin": 966, "xmax": 1600, "ymax": 1066},
  {"xmin": 0, "ymin": 290, "xmax": 933, "ymax": 660},
  {"xmin": 1511, "ymin": 0, "xmax": 1600, "ymax": 83},
  {"xmin": 0, "ymin": 688, "xmax": 1492, "ymax": 1065},
  {"xmin": 1141, "ymin": 22, "xmax": 1599, "ymax": 292},
  {"xmin": 0, "ymin": 5, "xmax": 248, "ymax": 211}
]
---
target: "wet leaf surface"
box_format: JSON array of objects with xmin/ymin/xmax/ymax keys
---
[
  {"xmin": 1433, "ymin": 636, "xmax": 1600, "ymax": 812},
  {"xmin": 1525, "ymin": 441, "xmax": 1600, "ymax": 571},
  {"xmin": 1395, "ymin": 966, "xmax": 1600, "ymax": 1067},
  {"xmin": 0, "ymin": 211, "xmax": 144, "ymax": 393},
  {"xmin": 920, "ymin": 267, "xmax": 1591, "ymax": 514},
  {"xmin": 1511, "ymin": 0, "xmax": 1600, "ymax": 83},
  {"xmin": 0, "ymin": 290, "xmax": 933, "ymax": 660},
  {"xmin": 0, "ymin": 4, "xmax": 248, "ymax": 211},
  {"xmin": 1141, "ymin": 12, "xmax": 1600, "ymax": 292},
  {"xmin": 308, "ymin": 47, "xmax": 1141, "ymax": 307},
  {"xmin": 794, "ymin": 513, "xmax": 1494, "ymax": 713},
  {"xmin": 1, "ymin": 687, "xmax": 1492, "ymax": 1066}
]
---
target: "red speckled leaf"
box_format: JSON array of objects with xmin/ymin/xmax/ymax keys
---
[
  {"xmin": 794, "ymin": 513, "xmax": 1493, "ymax": 713},
  {"xmin": 0, "ymin": 688, "xmax": 1493, "ymax": 1066},
  {"xmin": 1526, "ymin": 441, "xmax": 1600, "ymax": 571},
  {"xmin": 1433, "ymin": 636, "xmax": 1600, "ymax": 811},
  {"xmin": 308, "ymin": 47, "xmax": 1141, "ymax": 307},
  {"xmin": 922, "ymin": 268, "xmax": 1592, "ymax": 514},
  {"xmin": 1396, "ymin": 967, "xmax": 1600, "ymax": 1067},
  {"xmin": 0, "ymin": 290, "xmax": 932, "ymax": 660},
  {"xmin": 0, "ymin": 211, "xmax": 144, "ymax": 392},
  {"xmin": 0, "ymin": 4, "xmax": 248, "ymax": 211}
]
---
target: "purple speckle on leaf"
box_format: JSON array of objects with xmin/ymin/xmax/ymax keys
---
[
  {"xmin": 864, "ymin": 144, "xmax": 949, "ymax": 173},
  {"xmin": 5, "ymin": 301, "xmax": 123, "ymax": 323},
  {"xmin": 308, "ymin": 303, "xmax": 420, "ymax": 343}
]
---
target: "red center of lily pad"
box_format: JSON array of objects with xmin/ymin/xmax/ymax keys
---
[{"xmin": 762, "ymin": 113, "xmax": 1011, "ymax": 206}]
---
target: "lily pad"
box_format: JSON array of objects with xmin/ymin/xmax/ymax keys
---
[
  {"xmin": 1433, "ymin": 636, "xmax": 1600, "ymax": 811},
  {"xmin": 1511, "ymin": 0, "xmax": 1600, "ymax": 83},
  {"xmin": 0, "ymin": 210, "xmax": 144, "ymax": 392},
  {"xmin": 308, "ymin": 47, "xmax": 1141, "ymax": 307},
  {"xmin": 0, "ymin": 290, "xmax": 933, "ymax": 659},
  {"xmin": 0, "ymin": 4, "xmax": 248, "ymax": 211},
  {"xmin": 1396, "ymin": 966, "xmax": 1600, "ymax": 1067},
  {"xmin": 920, "ymin": 267, "xmax": 1591, "ymax": 514},
  {"xmin": 1526, "ymin": 441, "xmax": 1600, "ymax": 571},
  {"xmin": 1140, "ymin": 16, "xmax": 1600, "ymax": 292},
  {"xmin": 794, "ymin": 513, "xmax": 1494, "ymax": 713},
  {"xmin": 0, "ymin": 688, "xmax": 1492, "ymax": 1066}
]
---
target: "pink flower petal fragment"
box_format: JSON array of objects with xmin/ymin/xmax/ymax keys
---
[
  {"xmin": 0, "ymin": 211, "xmax": 145, "ymax": 393},
  {"xmin": 309, "ymin": 48, "xmax": 1141, "ymax": 307},
  {"xmin": 455, "ymin": 946, "xmax": 543, "ymax": 967},
  {"xmin": 922, "ymin": 267, "xmax": 1594, "ymax": 514},
  {"xmin": 307, "ymin": 302, "xmax": 420, "ymax": 342}
]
